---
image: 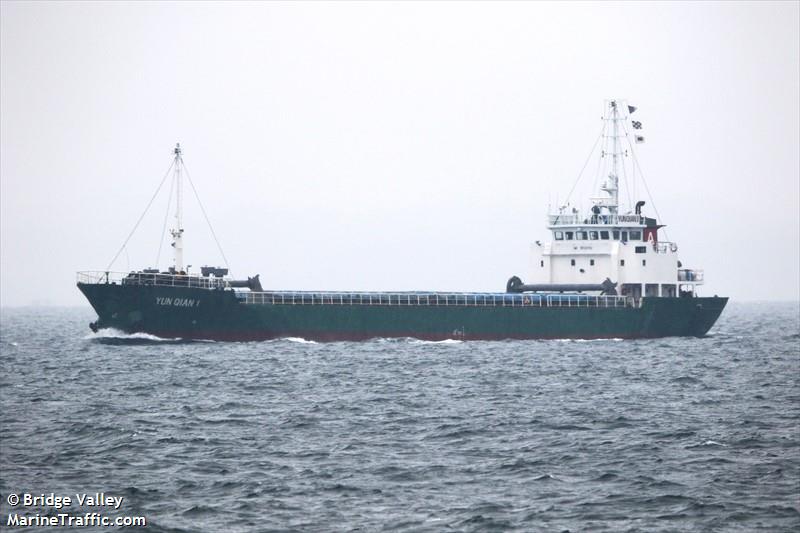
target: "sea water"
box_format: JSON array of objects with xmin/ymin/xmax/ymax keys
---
[{"xmin": 1, "ymin": 302, "xmax": 798, "ymax": 532}]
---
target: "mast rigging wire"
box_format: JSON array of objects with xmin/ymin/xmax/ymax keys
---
[
  {"xmin": 105, "ymin": 160, "xmax": 176, "ymax": 271},
  {"xmin": 590, "ymin": 118, "xmax": 609, "ymax": 198},
  {"xmin": 619, "ymin": 139, "xmax": 634, "ymax": 211},
  {"xmin": 181, "ymin": 161, "xmax": 230, "ymax": 271},
  {"xmin": 155, "ymin": 170, "xmax": 176, "ymax": 268},
  {"xmin": 563, "ymin": 123, "xmax": 606, "ymax": 207},
  {"xmin": 621, "ymin": 120, "xmax": 670, "ymax": 241}
]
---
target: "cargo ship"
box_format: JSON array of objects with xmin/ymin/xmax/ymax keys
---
[{"xmin": 78, "ymin": 100, "xmax": 727, "ymax": 341}]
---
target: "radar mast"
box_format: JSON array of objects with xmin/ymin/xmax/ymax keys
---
[
  {"xmin": 599, "ymin": 100, "xmax": 622, "ymax": 215},
  {"xmin": 170, "ymin": 143, "xmax": 185, "ymax": 272}
]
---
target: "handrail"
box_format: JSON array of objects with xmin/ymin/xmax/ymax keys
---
[
  {"xmin": 548, "ymin": 214, "xmax": 645, "ymax": 226},
  {"xmin": 652, "ymin": 241, "xmax": 678, "ymax": 254},
  {"xmin": 77, "ymin": 270, "xmax": 228, "ymax": 289},
  {"xmin": 678, "ymin": 269, "xmax": 704, "ymax": 283},
  {"xmin": 238, "ymin": 291, "xmax": 635, "ymax": 309},
  {"xmin": 77, "ymin": 270, "xmax": 637, "ymax": 308}
]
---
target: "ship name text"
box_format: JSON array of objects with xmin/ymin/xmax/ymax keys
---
[{"xmin": 155, "ymin": 297, "xmax": 199, "ymax": 308}]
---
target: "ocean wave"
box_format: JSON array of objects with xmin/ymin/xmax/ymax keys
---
[
  {"xmin": 2, "ymin": 302, "xmax": 797, "ymax": 533},
  {"xmin": 280, "ymin": 337, "xmax": 319, "ymax": 344},
  {"xmin": 686, "ymin": 440, "xmax": 728, "ymax": 449},
  {"xmin": 84, "ymin": 328, "xmax": 181, "ymax": 342},
  {"xmin": 371, "ymin": 337, "xmax": 464, "ymax": 344},
  {"xmin": 551, "ymin": 338, "xmax": 624, "ymax": 342},
  {"xmin": 408, "ymin": 338, "xmax": 463, "ymax": 345}
]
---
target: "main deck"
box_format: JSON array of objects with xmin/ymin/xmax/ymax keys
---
[{"xmin": 77, "ymin": 271, "xmax": 636, "ymax": 309}]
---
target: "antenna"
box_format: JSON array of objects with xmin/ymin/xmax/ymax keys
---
[{"xmin": 170, "ymin": 143, "xmax": 185, "ymax": 272}]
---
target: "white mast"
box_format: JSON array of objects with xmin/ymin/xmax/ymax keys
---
[
  {"xmin": 597, "ymin": 100, "xmax": 621, "ymax": 215},
  {"xmin": 170, "ymin": 143, "xmax": 185, "ymax": 272}
]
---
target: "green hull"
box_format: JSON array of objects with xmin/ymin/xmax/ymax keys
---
[{"xmin": 77, "ymin": 283, "xmax": 727, "ymax": 341}]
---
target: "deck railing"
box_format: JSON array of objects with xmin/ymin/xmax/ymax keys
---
[
  {"xmin": 239, "ymin": 291, "xmax": 634, "ymax": 309},
  {"xmin": 678, "ymin": 269, "xmax": 704, "ymax": 283},
  {"xmin": 77, "ymin": 271, "xmax": 228, "ymax": 289},
  {"xmin": 548, "ymin": 214, "xmax": 645, "ymax": 226},
  {"xmin": 653, "ymin": 241, "xmax": 678, "ymax": 254},
  {"xmin": 77, "ymin": 271, "xmax": 636, "ymax": 308}
]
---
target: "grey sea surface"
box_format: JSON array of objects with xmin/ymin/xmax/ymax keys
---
[{"xmin": 1, "ymin": 301, "xmax": 798, "ymax": 532}]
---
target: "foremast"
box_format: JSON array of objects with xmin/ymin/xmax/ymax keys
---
[{"xmin": 170, "ymin": 143, "xmax": 185, "ymax": 272}]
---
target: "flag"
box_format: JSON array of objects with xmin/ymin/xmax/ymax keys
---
[
  {"xmin": 628, "ymin": 105, "xmax": 637, "ymax": 114},
  {"xmin": 635, "ymin": 135, "xmax": 645, "ymax": 143},
  {"xmin": 632, "ymin": 121, "xmax": 642, "ymax": 129}
]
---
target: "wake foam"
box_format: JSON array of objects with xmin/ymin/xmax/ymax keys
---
[
  {"xmin": 408, "ymin": 339, "xmax": 463, "ymax": 345},
  {"xmin": 281, "ymin": 337, "xmax": 319, "ymax": 344},
  {"xmin": 84, "ymin": 328, "xmax": 182, "ymax": 343},
  {"xmin": 551, "ymin": 338, "xmax": 624, "ymax": 343}
]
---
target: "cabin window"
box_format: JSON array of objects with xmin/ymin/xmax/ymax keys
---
[
  {"xmin": 620, "ymin": 259, "xmax": 625, "ymax": 266},
  {"xmin": 630, "ymin": 230, "xmax": 642, "ymax": 240},
  {"xmin": 621, "ymin": 231, "xmax": 628, "ymax": 242},
  {"xmin": 554, "ymin": 231, "xmax": 564, "ymax": 240},
  {"xmin": 600, "ymin": 231, "xmax": 609, "ymax": 240},
  {"xmin": 570, "ymin": 259, "xmax": 576, "ymax": 266},
  {"xmin": 612, "ymin": 230, "xmax": 620, "ymax": 240},
  {"xmin": 635, "ymin": 246, "xmax": 647, "ymax": 253},
  {"xmin": 565, "ymin": 231, "xmax": 574, "ymax": 240},
  {"xmin": 589, "ymin": 231, "xmax": 598, "ymax": 240},
  {"xmin": 642, "ymin": 259, "xmax": 647, "ymax": 266},
  {"xmin": 577, "ymin": 231, "xmax": 588, "ymax": 240},
  {"xmin": 540, "ymin": 260, "xmax": 544, "ymax": 267},
  {"xmin": 590, "ymin": 259, "xmax": 595, "ymax": 266}
]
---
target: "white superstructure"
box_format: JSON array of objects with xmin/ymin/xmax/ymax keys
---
[{"xmin": 529, "ymin": 100, "xmax": 703, "ymax": 300}]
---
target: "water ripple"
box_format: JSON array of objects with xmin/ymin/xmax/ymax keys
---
[{"xmin": 1, "ymin": 301, "xmax": 798, "ymax": 532}]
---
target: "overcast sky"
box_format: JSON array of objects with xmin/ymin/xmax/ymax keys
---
[{"xmin": 1, "ymin": 1, "xmax": 798, "ymax": 306}]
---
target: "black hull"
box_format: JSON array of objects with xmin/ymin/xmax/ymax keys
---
[{"xmin": 78, "ymin": 283, "xmax": 727, "ymax": 342}]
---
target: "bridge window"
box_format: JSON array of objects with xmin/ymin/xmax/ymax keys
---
[
  {"xmin": 589, "ymin": 231, "xmax": 598, "ymax": 240},
  {"xmin": 554, "ymin": 231, "xmax": 564, "ymax": 240},
  {"xmin": 576, "ymin": 231, "xmax": 588, "ymax": 240},
  {"xmin": 570, "ymin": 259, "xmax": 576, "ymax": 266},
  {"xmin": 612, "ymin": 230, "xmax": 620, "ymax": 240},
  {"xmin": 621, "ymin": 231, "xmax": 628, "ymax": 242},
  {"xmin": 600, "ymin": 231, "xmax": 609, "ymax": 240},
  {"xmin": 630, "ymin": 230, "xmax": 642, "ymax": 240},
  {"xmin": 565, "ymin": 231, "xmax": 574, "ymax": 240}
]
